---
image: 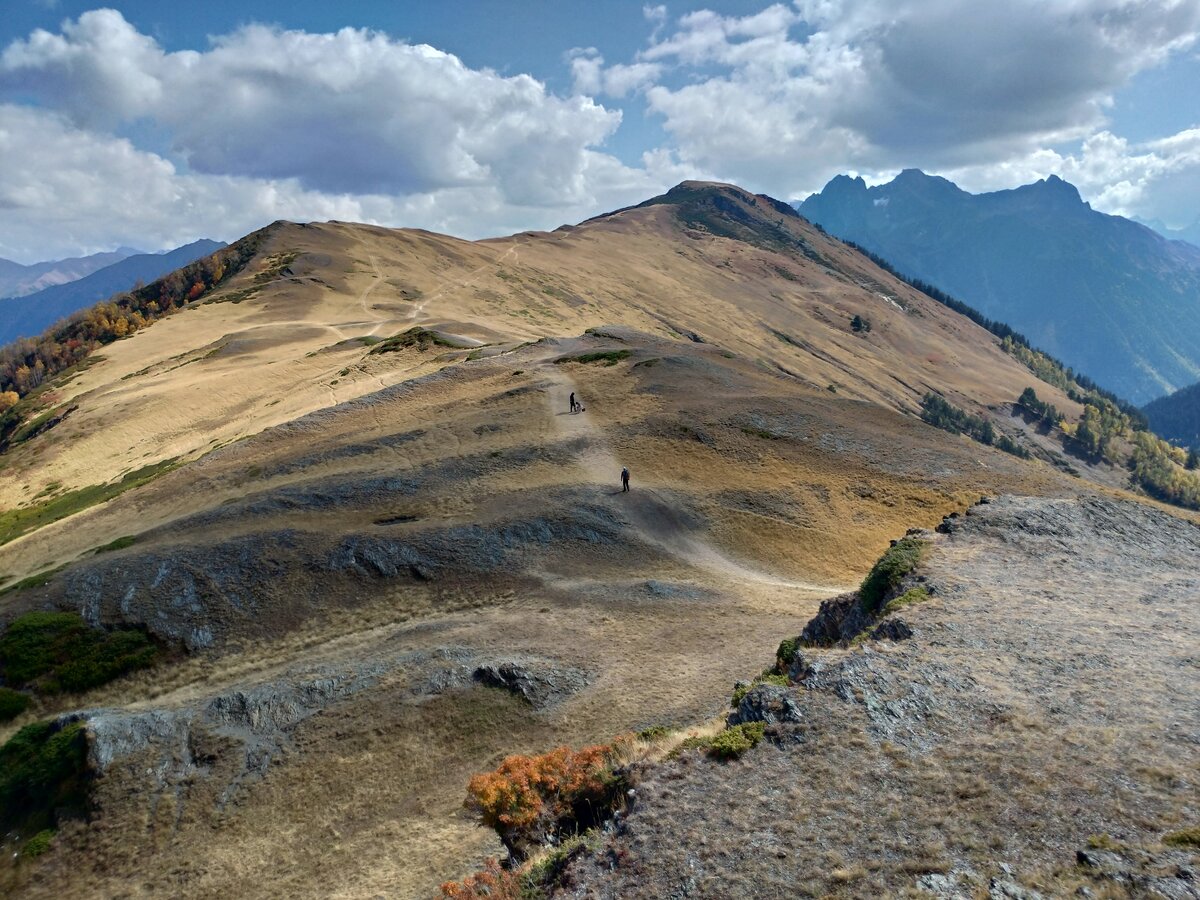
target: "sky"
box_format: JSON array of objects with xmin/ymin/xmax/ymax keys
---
[{"xmin": 1, "ymin": 0, "xmax": 1199, "ymax": 262}]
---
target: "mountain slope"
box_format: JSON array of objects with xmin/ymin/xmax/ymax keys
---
[
  {"xmin": 0, "ymin": 182, "xmax": 1191, "ymax": 899},
  {"xmin": 1144, "ymin": 379, "xmax": 1200, "ymax": 449},
  {"xmin": 0, "ymin": 248, "xmax": 139, "ymax": 299},
  {"xmin": 0, "ymin": 239, "xmax": 226, "ymax": 345},
  {"xmin": 797, "ymin": 169, "xmax": 1200, "ymax": 404}
]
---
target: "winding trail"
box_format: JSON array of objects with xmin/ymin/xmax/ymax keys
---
[
  {"xmin": 539, "ymin": 361, "xmax": 844, "ymax": 593},
  {"xmin": 407, "ymin": 242, "xmax": 521, "ymax": 324}
]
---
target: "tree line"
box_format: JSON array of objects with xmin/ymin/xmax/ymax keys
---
[{"xmin": 0, "ymin": 225, "xmax": 273, "ymax": 401}]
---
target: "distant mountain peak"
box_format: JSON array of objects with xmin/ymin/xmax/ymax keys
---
[
  {"xmin": 797, "ymin": 168, "xmax": 1200, "ymax": 403},
  {"xmin": 1024, "ymin": 174, "xmax": 1083, "ymax": 204}
]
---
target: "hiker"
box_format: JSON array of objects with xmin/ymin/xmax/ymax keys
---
[
  {"xmin": 621, "ymin": 467, "xmax": 630, "ymax": 492},
  {"xmin": 569, "ymin": 391, "xmax": 577, "ymax": 413}
]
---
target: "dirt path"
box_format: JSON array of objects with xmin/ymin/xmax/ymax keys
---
[
  {"xmin": 408, "ymin": 242, "xmax": 521, "ymax": 324},
  {"xmin": 539, "ymin": 362, "xmax": 845, "ymax": 592}
]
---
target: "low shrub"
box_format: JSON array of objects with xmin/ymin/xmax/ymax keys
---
[
  {"xmin": 0, "ymin": 719, "xmax": 90, "ymax": 833},
  {"xmin": 708, "ymin": 722, "xmax": 765, "ymax": 760},
  {"xmin": 859, "ymin": 537, "xmax": 927, "ymax": 614},
  {"xmin": 0, "ymin": 611, "xmax": 159, "ymax": 694},
  {"xmin": 636, "ymin": 725, "xmax": 672, "ymax": 741},
  {"xmin": 438, "ymin": 858, "xmax": 524, "ymax": 899},
  {"xmin": 554, "ymin": 350, "xmax": 630, "ymax": 366},
  {"xmin": 20, "ymin": 829, "xmax": 54, "ymax": 858},
  {"xmin": 1164, "ymin": 826, "xmax": 1200, "ymax": 848},
  {"xmin": 0, "ymin": 685, "xmax": 31, "ymax": 721},
  {"xmin": 465, "ymin": 742, "xmax": 626, "ymax": 860},
  {"xmin": 775, "ymin": 637, "xmax": 798, "ymax": 668}
]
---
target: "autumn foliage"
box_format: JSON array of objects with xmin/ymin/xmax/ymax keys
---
[
  {"xmin": 0, "ymin": 226, "xmax": 272, "ymax": 402},
  {"xmin": 465, "ymin": 743, "xmax": 625, "ymax": 860},
  {"xmin": 438, "ymin": 858, "xmax": 524, "ymax": 899}
]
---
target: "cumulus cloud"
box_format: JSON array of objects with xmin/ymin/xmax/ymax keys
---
[
  {"xmin": 568, "ymin": 47, "xmax": 662, "ymax": 98},
  {"xmin": 0, "ymin": 9, "xmax": 694, "ymax": 261},
  {"xmin": 942, "ymin": 127, "xmax": 1200, "ymax": 225},
  {"xmin": 635, "ymin": 0, "xmax": 1200, "ymax": 196},
  {"xmin": 0, "ymin": 102, "xmax": 684, "ymax": 262},
  {"xmin": 0, "ymin": 10, "xmax": 628, "ymax": 204}
]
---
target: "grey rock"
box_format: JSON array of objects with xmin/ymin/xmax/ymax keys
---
[
  {"xmin": 472, "ymin": 660, "xmax": 590, "ymax": 708},
  {"xmin": 727, "ymin": 683, "xmax": 802, "ymax": 727},
  {"xmin": 988, "ymin": 877, "xmax": 1045, "ymax": 900},
  {"xmin": 871, "ymin": 618, "xmax": 914, "ymax": 641}
]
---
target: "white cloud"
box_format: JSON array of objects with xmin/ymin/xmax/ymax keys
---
[
  {"xmin": 0, "ymin": 9, "xmax": 694, "ymax": 262},
  {"xmin": 568, "ymin": 47, "xmax": 662, "ymax": 98},
  {"xmin": 941, "ymin": 127, "xmax": 1200, "ymax": 226},
  {"xmin": 0, "ymin": 102, "xmax": 680, "ymax": 262},
  {"xmin": 0, "ymin": 10, "xmax": 628, "ymax": 205},
  {"xmin": 635, "ymin": 0, "xmax": 1200, "ymax": 197}
]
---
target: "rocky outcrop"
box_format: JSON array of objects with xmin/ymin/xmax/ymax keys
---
[
  {"xmin": 726, "ymin": 683, "xmax": 802, "ymax": 727},
  {"xmin": 798, "ymin": 592, "xmax": 871, "ymax": 645},
  {"xmin": 472, "ymin": 660, "xmax": 590, "ymax": 708},
  {"xmin": 45, "ymin": 490, "xmax": 634, "ymax": 650}
]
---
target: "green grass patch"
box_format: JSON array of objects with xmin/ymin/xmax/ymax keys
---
[
  {"xmin": 0, "ymin": 564, "xmax": 67, "ymax": 596},
  {"xmin": 0, "ymin": 611, "xmax": 159, "ymax": 694},
  {"xmin": 0, "ymin": 686, "xmax": 31, "ymax": 722},
  {"xmin": 20, "ymin": 828, "xmax": 55, "ymax": 858},
  {"xmin": 555, "ymin": 350, "xmax": 631, "ymax": 366},
  {"xmin": 881, "ymin": 586, "xmax": 931, "ymax": 617},
  {"xmin": 637, "ymin": 725, "xmax": 673, "ymax": 741},
  {"xmin": 708, "ymin": 722, "xmax": 766, "ymax": 760},
  {"xmin": 1164, "ymin": 826, "xmax": 1200, "ymax": 848},
  {"xmin": 859, "ymin": 536, "xmax": 928, "ymax": 614},
  {"xmin": 0, "ymin": 719, "xmax": 90, "ymax": 834},
  {"xmin": 0, "ymin": 457, "xmax": 179, "ymax": 547},
  {"xmin": 369, "ymin": 326, "xmax": 471, "ymax": 354},
  {"xmin": 94, "ymin": 535, "xmax": 137, "ymax": 554},
  {"xmin": 7, "ymin": 404, "xmax": 75, "ymax": 448}
]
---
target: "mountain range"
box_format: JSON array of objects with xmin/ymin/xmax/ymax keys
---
[
  {"xmin": 0, "ymin": 182, "xmax": 1196, "ymax": 899},
  {"xmin": 1139, "ymin": 215, "xmax": 1200, "ymax": 248},
  {"xmin": 0, "ymin": 248, "xmax": 141, "ymax": 299},
  {"xmin": 797, "ymin": 169, "xmax": 1200, "ymax": 405},
  {"xmin": 0, "ymin": 240, "xmax": 226, "ymax": 346}
]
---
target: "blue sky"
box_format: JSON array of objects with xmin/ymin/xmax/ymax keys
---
[{"xmin": 1, "ymin": 0, "xmax": 1199, "ymax": 261}]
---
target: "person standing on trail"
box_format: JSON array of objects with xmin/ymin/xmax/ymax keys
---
[
  {"xmin": 569, "ymin": 391, "xmax": 577, "ymax": 413},
  {"xmin": 621, "ymin": 467, "xmax": 630, "ymax": 492}
]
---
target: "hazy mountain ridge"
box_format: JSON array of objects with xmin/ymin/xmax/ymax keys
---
[
  {"xmin": 797, "ymin": 170, "xmax": 1200, "ymax": 404},
  {"xmin": 1143, "ymin": 379, "xmax": 1200, "ymax": 449},
  {"xmin": 0, "ymin": 240, "xmax": 226, "ymax": 346},
  {"xmin": 1137, "ymin": 215, "xmax": 1200, "ymax": 248},
  {"xmin": 0, "ymin": 248, "xmax": 140, "ymax": 299}
]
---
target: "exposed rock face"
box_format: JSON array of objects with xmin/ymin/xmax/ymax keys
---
[
  {"xmin": 50, "ymin": 487, "xmax": 636, "ymax": 649},
  {"xmin": 726, "ymin": 683, "xmax": 802, "ymax": 727},
  {"xmin": 472, "ymin": 661, "xmax": 590, "ymax": 708},
  {"xmin": 82, "ymin": 663, "xmax": 388, "ymax": 806},
  {"xmin": 75, "ymin": 648, "xmax": 588, "ymax": 815},
  {"xmin": 797, "ymin": 592, "xmax": 868, "ymax": 645}
]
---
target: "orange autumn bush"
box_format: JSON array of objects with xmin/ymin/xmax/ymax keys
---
[
  {"xmin": 465, "ymin": 742, "xmax": 626, "ymax": 859},
  {"xmin": 438, "ymin": 858, "xmax": 523, "ymax": 899}
]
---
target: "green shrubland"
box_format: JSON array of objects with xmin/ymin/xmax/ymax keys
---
[
  {"xmin": 0, "ymin": 611, "xmax": 158, "ymax": 694},
  {"xmin": 859, "ymin": 537, "xmax": 927, "ymax": 613}
]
